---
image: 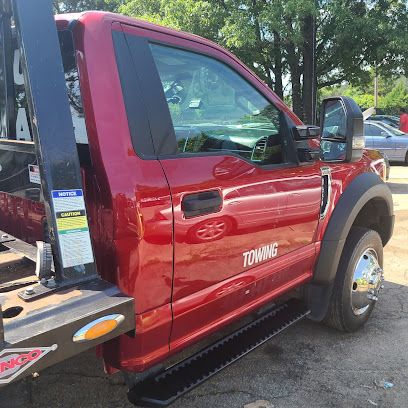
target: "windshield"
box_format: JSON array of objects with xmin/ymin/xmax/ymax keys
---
[{"xmin": 381, "ymin": 123, "xmax": 406, "ymax": 136}]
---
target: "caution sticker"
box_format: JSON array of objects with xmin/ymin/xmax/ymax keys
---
[
  {"xmin": 52, "ymin": 189, "xmax": 94, "ymax": 268},
  {"xmin": 28, "ymin": 164, "xmax": 41, "ymax": 185},
  {"xmin": 56, "ymin": 210, "xmax": 88, "ymax": 233}
]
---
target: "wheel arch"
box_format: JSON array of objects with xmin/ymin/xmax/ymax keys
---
[
  {"xmin": 352, "ymin": 196, "xmax": 393, "ymax": 246},
  {"xmin": 306, "ymin": 171, "xmax": 394, "ymax": 321}
]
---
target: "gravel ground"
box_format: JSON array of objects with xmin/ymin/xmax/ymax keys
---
[{"xmin": 10, "ymin": 166, "xmax": 408, "ymax": 408}]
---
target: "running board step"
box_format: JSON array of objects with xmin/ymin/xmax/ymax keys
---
[{"xmin": 128, "ymin": 299, "xmax": 310, "ymax": 407}]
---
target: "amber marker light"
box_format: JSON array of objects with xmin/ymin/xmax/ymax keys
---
[{"xmin": 72, "ymin": 314, "xmax": 125, "ymax": 343}]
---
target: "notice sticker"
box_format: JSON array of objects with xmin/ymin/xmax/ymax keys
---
[
  {"xmin": 52, "ymin": 189, "xmax": 94, "ymax": 268},
  {"xmin": 28, "ymin": 164, "xmax": 41, "ymax": 185}
]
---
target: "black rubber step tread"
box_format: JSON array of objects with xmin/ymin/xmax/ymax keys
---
[{"xmin": 128, "ymin": 298, "xmax": 309, "ymax": 407}]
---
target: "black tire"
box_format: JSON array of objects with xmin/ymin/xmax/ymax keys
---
[{"xmin": 323, "ymin": 227, "xmax": 383, "ymax": 332}]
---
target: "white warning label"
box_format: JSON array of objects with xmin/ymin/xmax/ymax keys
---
[
  {"xmin": 51, "ymin": 189, "xmax": 94, "ymax": 268},
  {"xmin": 28, "ymin": 164, "xmax": 41, "ymax": 185}
]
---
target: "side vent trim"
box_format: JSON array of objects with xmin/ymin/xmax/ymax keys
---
[{"xmin": 320, "ymin": 166, "xmax": 332, "ymax": 220}]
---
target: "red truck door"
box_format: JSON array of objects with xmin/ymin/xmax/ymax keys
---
[{"xmin": 119, "ymin": 24, "xmax": 322, "ymax": 352}]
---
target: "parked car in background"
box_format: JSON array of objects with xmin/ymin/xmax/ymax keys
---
[
  {"xmin": 369, "ymin": 115, "xmax": 400, "ymax": 129},
  {"xmin": 364, "ymin": 120, "xmax": 408, "ymax": 163}
]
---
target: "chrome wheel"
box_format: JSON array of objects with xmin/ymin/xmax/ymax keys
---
[{"xmin": 351, "ymin": 248, "xmax": 383, "ymax": 316}]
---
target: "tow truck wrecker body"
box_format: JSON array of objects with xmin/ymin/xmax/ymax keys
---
[{"xmin": 0, "ymin": 1, "xmax": 394, "ymax": 406}]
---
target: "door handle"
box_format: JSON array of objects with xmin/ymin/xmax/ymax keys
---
[{"xmin": 182, "ymin": 190, "xmax": 222, "ymax": 218}]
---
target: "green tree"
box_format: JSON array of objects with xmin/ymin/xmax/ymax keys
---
[
  {"xmin": 317, "ymin": 0, "xmax": 408, "ymax": 88},
  {"xmin": 320, "ymin": 77, "xmax": 408, "ymax": 114},
  {"xmin": 381, "ymin": 80, "xmax": 408, "ymax": 113},
  {"xmin": 53, "ymin": 0, "xmax": 120, "ymax": 13},
  {"xmin": 119, "ymin": 0, "xmax": 317, "ymax": 118},
  {"xmin": 119, "ymin": 0, "xmax": 226, "ymax": 42},
  {"xmin": 67, "ymin": 0, "xmax": 407, "ymax": 122}
]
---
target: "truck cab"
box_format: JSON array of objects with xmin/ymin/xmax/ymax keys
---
[{"xmin": 0, "ymin": 8, "xmax": 394, "ymax": 406}]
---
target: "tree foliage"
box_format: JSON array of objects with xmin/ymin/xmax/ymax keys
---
[
  {"xmin": 321, "ymin": 77, "xmax": 408, "ymax": 114},
  {"xmin": 317, "ymin": 0, "xmax": 408, "ymax": 88},
  {"xmin": 54, "ymin": 0, "xmax": 408, "ymax": 121},
  {"xmin": 53, "ymin": 0, "xmax": 120, "ymax": 13},
  {"xmin": 118, "ymin": 0, "xmax": 407, "ymax": 120}
]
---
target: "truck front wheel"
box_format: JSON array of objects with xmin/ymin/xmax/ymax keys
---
[{"xmin": 324, "ymin": 227, "xmax": 384, "ymax": 332}]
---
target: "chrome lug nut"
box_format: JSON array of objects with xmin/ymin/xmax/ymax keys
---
[{"xmin": 367, "ymin": 293, "xmax": 378, "ymax": 301}]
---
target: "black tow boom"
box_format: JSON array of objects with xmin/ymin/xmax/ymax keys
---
[{"xmin": 0, "ymin": 0, "xmax": 134, "ymax": 388}]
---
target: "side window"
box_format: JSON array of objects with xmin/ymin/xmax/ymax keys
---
[
  {"xmin": 376, "ymin": 126, "xmax": 389, "ymax": 138},
  {"xmin": 150, "ymin": 44, "xmax": 290, "ymax": 166},
  {"xmin": 0, "ymin": 30, "xmax": 88, "ymax": 144},
  {"xmin": 59, "ymin": 30, "xmax": 88, "ymax": 145},
  {"xmin": 370, "ymin": 124, "xmax": 388, "ymax": 137},
  {"xmin": 364, "ymin": 124, "xmax": 376, "ymax": 136},
  {"xmin": 365, "ymin": 123, "xmax": 389, "ymax": 137}
]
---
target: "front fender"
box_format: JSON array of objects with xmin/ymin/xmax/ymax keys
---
[
  {"xmin": 307, "ymin": 172, "xmax": 394, "ymax": 321},
  {"xmin": 314, "ymin": 172, "xmax": 393, "ymax": 285}
]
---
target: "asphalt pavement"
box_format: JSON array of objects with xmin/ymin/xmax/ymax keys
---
[{"xmin": 22, "ymin": 165, "xmax": 408, "ymax": 408}]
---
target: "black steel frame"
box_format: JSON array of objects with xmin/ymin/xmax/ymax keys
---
[
  {"xmin": 0, "ymin": 0, "xmax": 98, "ymax": 288},
  {"xmin": 0, "ymin": 2, "xmax": 136, "ymax": 386}
]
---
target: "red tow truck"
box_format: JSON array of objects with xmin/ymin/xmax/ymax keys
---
[{"xmin": 0, "ymin": 1, "xmax": 393, "ymax": 406}]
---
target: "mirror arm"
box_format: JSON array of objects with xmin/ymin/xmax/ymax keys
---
[
  {"xmin": 295, "ymin": 125, "xmax": 321, "ymax": 140},
  {"xmin": 297, "ymin": 147, "xmax": 320, "ymax": 162},
  {"xmin": 321, "ymin": 136, "xmax": 346, "ymax": 143}
]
